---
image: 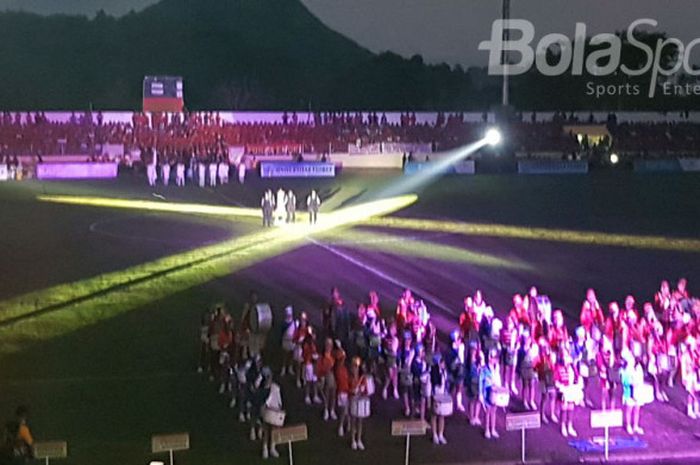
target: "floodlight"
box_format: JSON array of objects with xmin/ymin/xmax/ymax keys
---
[{"xmin": 484, "ymin": 128, "xmax": 502, "ymax": 146}]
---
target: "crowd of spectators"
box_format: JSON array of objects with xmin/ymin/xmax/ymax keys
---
[{"xmin": 1, "ymin": 110, "xmax": 700, "ymax": 162}]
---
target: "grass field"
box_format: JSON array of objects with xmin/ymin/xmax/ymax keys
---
[{"xmin": 0, "ymin": 171, "xmax": 699, "ymax": 465}]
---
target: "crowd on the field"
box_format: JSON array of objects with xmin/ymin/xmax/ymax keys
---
[
  {"xmin": 196, "ymin": 277, "xmax": 698, "ymax": 458},
  {"xmin": 2, "ymin": 111, "xmax": 700, "ymax": 162}
]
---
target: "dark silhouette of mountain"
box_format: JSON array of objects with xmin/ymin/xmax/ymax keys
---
[{"xmin": 0, "ymin": 0, "xmax": 484, "ymax": 110}]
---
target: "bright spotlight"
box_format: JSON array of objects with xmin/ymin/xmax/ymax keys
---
[
  {"xmin": 484, "ymin": 128, "xmax": 502, "ymax": 146},
  {"xmin": 610, "ymin": 153, "xmax": 619, "ymax": 165}
]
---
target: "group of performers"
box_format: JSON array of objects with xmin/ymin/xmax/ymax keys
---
[
  {"xmin": 143, "ymin": 147, "xmax": 242, "ymax": 187},
  {"xmin": 261, "ymin": 189, "xmax": 321, "ymax": 227},
  {"xmin": 197, "ymin": 277, "xmax": 697, "ymax": 458}
]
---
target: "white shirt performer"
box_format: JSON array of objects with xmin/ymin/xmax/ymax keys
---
[
  {"xmin": 198, "ymin": 161, "xmax": 206, "ymax": 188},
  {"xmin": 238, "ymin": 161, "xmax": 247, "ymax": 184},
  {"xmin": 286, "ymin": 189, "xmax": 296, "ymax": 223},
  {"xmin": 176, "ymin": 161, "xmax": 185, "ymax": 186},
  {"xmin": 208, "ymin": 161, "xmax": 218, "ymax": 187},
  {"xmin": 275, "ymin": 188, "xmax": 287, "ymax": 224},
  {"xmin": 307, "ymin": 190, "xmax": 321, "ymax": 224},
  {"xmin": 218, "ymin": 160, "xmax": 229, "ymax": 184},
  {"xmin": 146, "ymin": 149, "xmax": 157, "ymax": 187},
  {"xmin": 161, "ymin": 161, "xmax": 170, "ymax": 186}
]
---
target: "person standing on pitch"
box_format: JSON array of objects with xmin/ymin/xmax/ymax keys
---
[
  {"xmin": 286, "ymin": 189, "xmax": 296, "ymax": 223},
  {"xmin": 307, "ymin": 189, "xmax": 321, "ymax": 224},
  {"xmin": 208, "ymin": 158, "xmax": 218, "ymax": 187},
  {"xmin": 261, "ymin": 191, "xmax": 274, "ymax": 227},
  {"xmin": 198, "ymin": 158, "xmax": 207, "ymax": 188},
  {"xmin": 146, "ymin": 147, "xmax": 157, "ymax": 187},
  {"xmin": 238, "ymin": 160, "xmax": 247, "ymax": 184}
]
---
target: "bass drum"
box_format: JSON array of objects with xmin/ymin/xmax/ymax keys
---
[{"xmin": 251, "ymin": 303, "xmax": 273, "ymax": 333}]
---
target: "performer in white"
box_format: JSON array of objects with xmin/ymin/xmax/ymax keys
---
[
  {"xmin": 176, "ymin": 160, "xmax": 185, "ymax": 186},
  {"xmin": 238, "ymin": 160, "xmax": 247, "ymax": 184},
  {"xmin": 146, "ymin": 149, "xmax": 157, "ymax": 187},
  {"xmin": 275, "ymin": 188, "xmax": 287, "ymax": 224},
  {"xmin": 259, "ymin": 367, "xmax": 283, "ymax": 459},
  {"xmin": 218, "ymin": 160, "xmax": 229, "ymax": 184},
  {"xmin": 285, "ymin": 189, "xmax": 296, "ymax": 223},
  {"xmin": 431, "ymin": 353, "xmax": 451, "ymax": 445},
  {"xmin": 208, "ymin": 160, "xmax": 217, "ymax": 187},
  {"xmin": 161, "ymin": 160, "xmax": 170, "ymax": 186},
  {"xmin": 307, "ymin": 190, "xmax": 321, "ymax": 225},
  {"xmin": 621, "ymin": 350, "xmax": 649, "ymax": 435},
  {"xmin": 198, "ymin": 161, "xmax": 206, "ymax": 188}
]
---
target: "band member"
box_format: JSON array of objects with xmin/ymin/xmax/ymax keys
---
[
  {"xmin": 647, "ymin": 321, "xmax": 670, "ymax": 402},
  {"xmin": 536, "ymin": 339, "xmax": 557, "ymax": 423},
  {"xmin": 580, "ymin": 288, "xmax": 605, "ymax": 333},
  {"xmin": 246, "ymin": 354, "xmax": 264, "ymax": 440},
  {"xmin": 431, "ymin": 353, "xmax": 450, "ymax": 445},
  {"xmin": 555, "ymin": 349, "xmax": 582, "ymax": 437},
  {"xmin": 680, "ymin": 336, "xmax": 699, "ymax": 418},
  {"xmin": 479, "ymin": 348, "xmax": 503, "ymax": 439},
  {"xmin": 447, "ymin": 333, "xmax": 466, "ymax": 405},
  {"xmin": 307, "ymin": 190, "xmax": 321, "ymax": 224},
  {"xmin": 317, "ymin": 337, "xmax": 338, "ymax": 421},
  {"xmin": 301, "ymin": 331, "xmax": 321, "ymax": 405},
  {"xmin": 349, "ymin": 357, "xmax": 369, "ymax": 450},
  {"xmin": 292, "ymin": 313, "xmax": 311, "ymax": 388},
  {"xmin": 517, "ymin": 331, "xmax": 538, "ymax": 410},
  {"xmin": 161, "ymin": 159, "xmax": 170, "ymax": 186},
  {"xmin": 176, "ymin": 159, "xmax": 186, "ymax": 186},
  {"xmin": 275, "ymin": 188, "xmax": 286, "ymax": 223},
  {"xmin": 146, "ymin": 149, "xmax": 158, "ymax": 187},
  {"xmin": 382, "ymin": 322, "xmax": 400, "ymax": 400},
  {"xmin": 280, "ymin": 306, "xmax": 297, "ymax": 376},
  {"xmin": 598, "ymin": 338, "xmax": 620, "ymax": 410},
  {"xmin": 467, "ymin": 342, "xmax": 483, "ymax": 424},
  {"xmin": 237, "ymin": 160, "xmax": 247, "ymax": 184},
  {"xmin": 410, "ymin": 344, "xmax": 430, "ymax": 424},
  {"xmin": 335, "ymin": 349, "xmax": 351, "ymax": 437},
  {"xmin": 621, "ymin": 351, "xmax": 646, "ymax": 435},
  {"xmin": 501, "ymin": 316, "xmax": 519, "ymax": 395},
  {"xmin": 259, "ymin": 367, "xmax": 283, "ymax": 459},
  {"xmin": 198, "ymin": 310, "xmax": 213, "ymax": 373},
  {"xmin": 398, "ymin": 333, "xmax": 415, "ymax": 417},
  {"xmin": 285, "ymin": 189, "xmax": 296, "ymax": 223}
]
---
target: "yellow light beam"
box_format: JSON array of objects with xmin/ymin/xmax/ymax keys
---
[
  {"xmin": 361, "ymin": 217, "xmax": 700, "ymax": 253},
  {"xmin": 0, "ymin": 195, "xmax": 417, "ymax": 353},
  {"xmin": 37, "ymin": 195, "xmax": 263, "ymax": 219},
  {"xmin": 316, "ymin": 229, "xmax": 529, "ymax": 270}
]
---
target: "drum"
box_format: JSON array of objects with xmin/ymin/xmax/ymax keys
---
[
  {"xmin": 304, "ymin": 363, "xmax": 316, "ymax": 383},
  {"xmin": 293, "ymin": 345, "xmax": 303, "ymax": 363},
  {"xmin": 350, "ymin": 396, "xmax": 371, "ymax": 418},
  {"xmin": 632, "ymin": 341, "xmax": 643, "ymax": 358},
  {"xmin": 433, "ymin": 394, "xmax": 454, "ymax": 416},
  {"xmin": 282, "ymin": 336, "xmax": 295, "ymax": 352},
  {"xmin": 250, "ymin": 303, "xmax": 272, "ymax": 333},
  {"xmin": 658, "ymin": 354, "xmax": 670, "ymax": 371},
  {"xmin": 489, "ymin": 387, "xmax": 510, "ymax": 407},
  {"xmin": 399, "ymin": 369, "xmax": 413, "ymax": 387},
  {"xmin": 364, "ymin": 375, "xmax": 375, "ymax": 396},
  {"xmin": 421, "ymin": 381, "xmax": 432, "ymax": 398},
  {"xmin": 262, "ymin": 407, "xmax": 286, "ymax": 427},
  {"xmin": 634, "ymin": 383, "xmax": 654, "ymax": 406},
  {"xmin": 579, "ymin": 363, "xmax": 589, "ymax": 378},
  {"xmin": 562, "ymin": 385, "xmax": 584, "ymax": 404},
  {"xmin": 337, "ymin": 392, "xmax": 349, "ymax": 408},
  {"xmin": 236, "ymin": 366, "xmax": 247, "ymax": 384}
]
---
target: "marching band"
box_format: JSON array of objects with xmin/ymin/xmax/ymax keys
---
[{"xmin": 196, "ymin": 277, "xmax": 698, "ymax": 458}]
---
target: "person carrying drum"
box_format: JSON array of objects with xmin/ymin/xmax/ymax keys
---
[
  {"xmin": 621, "ymin": 350, "xmax": 649, "ymax": 435},
  {"xmin": 307, "ymin": 189, "xmax": 321, "ymax": 225},
  {"xmin": 479, "ymin": 348, "xmax": 504, "ymax": 439},
  {"xmin": 431, "ymin": 353, "xmax": 451, "ymax": 445},
  {"xmin": 348, "ymin": 356, "xmax": 370, "ymax": 450},
  {"xmin": 410, "ymin": 344, "xmax": 430, "ymax": 424},
  {"xmin": 259, "ymin": 367, "xmax": 284, "ymax": 459}
]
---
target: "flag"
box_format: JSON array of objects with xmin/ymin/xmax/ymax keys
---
[{"xmin": 143, "ymin": 76, "xmax": 184, "ymax": 112}]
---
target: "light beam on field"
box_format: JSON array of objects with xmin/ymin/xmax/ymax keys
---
[
  {"xmin": 378, "ymin": 140, "xmax": 487, "ymax": 198},
  {"xmin": 38, "ymin": 195, "xmax": 263, "ymax": 219},
  {"xmin": 361, "ymin": 217, "xmax": 700, "ymax": 253},
  {"xmin": 0, "ymin": 195, "xmax": 416, "ymax": 353}
]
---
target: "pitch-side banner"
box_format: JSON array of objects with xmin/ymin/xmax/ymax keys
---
[{"xmin": 260, "ymin": 162, "xmax": 335, "ymax": 178}]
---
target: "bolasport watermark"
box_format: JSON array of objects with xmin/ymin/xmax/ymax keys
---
[{"xmin": 478, "ymin": 18, "xmax": 700, "ymax": 98}]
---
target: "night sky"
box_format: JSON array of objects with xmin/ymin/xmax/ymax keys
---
[{"xmin": 1, "ymin": 0, "xmax": 698, "ymax": 67}]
